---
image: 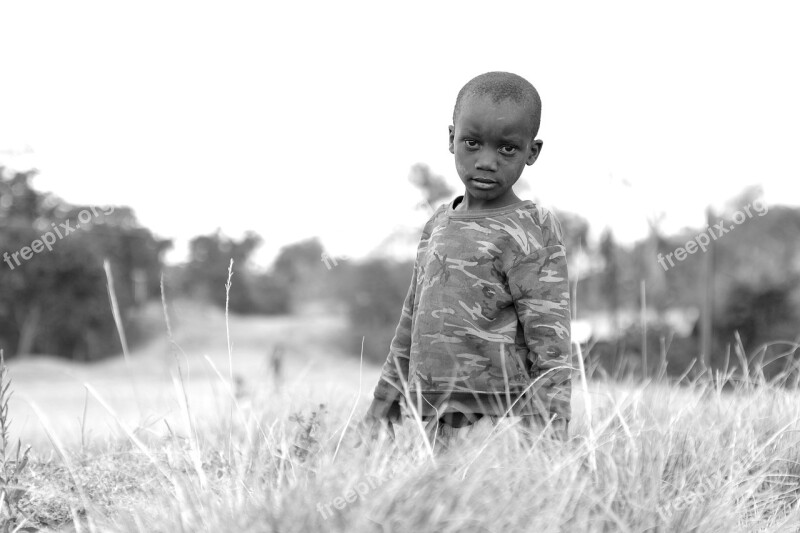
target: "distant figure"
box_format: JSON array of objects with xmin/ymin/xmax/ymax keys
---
[
  {"xmin": 360, "ymin": 72, "xmax": 573, "ymax": 450},
  {"xmin": 234, "ymin": 374, "xmax": 246, "ymax": 399},
  {"xmin": 269, "ymin": 343, "xmax": 284, "ymax": 388}
]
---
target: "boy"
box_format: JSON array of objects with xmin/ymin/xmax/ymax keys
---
[{"xmin": 363, "ymin": 72, "xmax": 573, "ymax": 448}]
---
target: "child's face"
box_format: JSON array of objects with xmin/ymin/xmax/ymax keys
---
[{"xmin": 449, "ymin": 95, "xmax": 542, "ymax": 209}]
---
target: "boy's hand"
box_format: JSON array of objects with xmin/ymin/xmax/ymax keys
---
[
  {"xmin": 353, "ymin": 414, "xmax": 395, "ymax": 448},
  {"xmin": 352, "ymin": 397, "xmax": 400, "ymax": 448}
]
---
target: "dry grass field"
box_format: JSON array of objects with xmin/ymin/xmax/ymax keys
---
[{"xmin": 2, "ymin": 300, "xmax": 800, "ymax": 532}]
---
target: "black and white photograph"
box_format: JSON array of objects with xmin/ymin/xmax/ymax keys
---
[{"xmin": 1, "ymin": 2, "xmax": 799, "ymax": 531}]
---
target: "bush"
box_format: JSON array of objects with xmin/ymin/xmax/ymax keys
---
[{"xmin": 334, "ymin": 258, "xmax": 413, "ymax": 364}]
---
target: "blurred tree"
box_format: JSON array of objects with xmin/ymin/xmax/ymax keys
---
[
  {"xmin": 272, "ymin": 238, "xmax": 325, "ymax": 285},
  {"xmin": 246, "ymin": 272, "xmax": 292, "ymax": 315},
  {"xmin": 714, "ymin": 279, "xmax": 800, "ymax": 378},
  {"xmin": 713, "ymin": 205, "xmax": 800, "ymax": 291},
  {"xmin": 270, "ymin": 237, "xmax": 328, "ymax": 312},
  {"xmin": 600, "ymin": 229, "xmax": 620, "ymax": 333},
  {"xmin": 408, "ymin": 163, "xmax": 454, "ymax": 207},
  {"xmin": 554, "ymin": 210, "xmax": 589, "ymax": 255},
  {"xmin": 179, "ymin": 230, "xmax": 264, "ymax": 313},
  {"xmin": 333, "ymin": 258, "xmax": 414, "ymax": 363},
  {"xmin": 0, "ymin": 166, "xmax": 170, "ymax": 360},
  {"xmin": 643, "ymin": 216, "xmax": 669, "ymax": 310}
]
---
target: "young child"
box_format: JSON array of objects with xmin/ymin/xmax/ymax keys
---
[{"xmin": 363, "ymin": 71, "xmax": 573, "ymax": 448}]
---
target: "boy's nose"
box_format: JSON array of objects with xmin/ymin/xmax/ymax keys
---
[{"xmin": 474, "ymin": 149, "xmax": 498, "ymax": 172}]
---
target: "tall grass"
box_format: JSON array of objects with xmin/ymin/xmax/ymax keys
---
[
  {"xmin": 16, "ymin": 354, "xmax": 800, "ymax": 532},
  {"xmin": 8, "ymin": 269, "xmax": 800, "ymax": 532}
]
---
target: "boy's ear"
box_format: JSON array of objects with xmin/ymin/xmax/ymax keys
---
[
  {"xmin": 448, "ymin": 125, "xmax": 455, "ymax": 154},
  {"xmin": 526, "ymin": 139, "xmax": 543, "ymax": 166}
]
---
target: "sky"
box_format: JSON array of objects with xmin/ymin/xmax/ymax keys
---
[{"xmin": 1, "ymin": 1, "xmax": 799, "ymax": 266}]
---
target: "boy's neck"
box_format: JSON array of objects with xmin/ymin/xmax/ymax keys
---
[{"xmin": 455, "ymin": 191, "xmax": 523, "ymax": 211}]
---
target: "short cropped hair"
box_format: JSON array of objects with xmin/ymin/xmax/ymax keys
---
[{"xmin": 452, "ymin": 72, "xmax": 542, "ymax": 138}]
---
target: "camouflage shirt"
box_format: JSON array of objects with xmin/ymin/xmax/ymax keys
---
[{"xmin": 371, "ymin": 196, "xmax": 573, "ymax": 423}]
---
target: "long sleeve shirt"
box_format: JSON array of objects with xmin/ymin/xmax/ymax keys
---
[{"xmin": 370, "ymin": 196, "xmax": 573, "ymax": 423}]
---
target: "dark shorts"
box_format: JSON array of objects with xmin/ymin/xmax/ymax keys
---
[
  {"xmin": 421, "ymin": 412, "xmax": 569, "ymax": 446},
  {"xmin": 422, "ymin": 411, "xmax": 485, "ymax": 428}
]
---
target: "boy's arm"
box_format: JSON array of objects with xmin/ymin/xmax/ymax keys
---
[
  {"xmin": 507, "ymin": 242, "xmax": 573, "ymax": 424},
  {"xmin": 366, "ymin": 264, "xmax": 417, "ymax": 423}
]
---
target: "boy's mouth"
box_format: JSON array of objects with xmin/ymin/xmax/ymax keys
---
[{"xmin": 470, "ymin": 177, "xmax": 497, "ymax": 190}]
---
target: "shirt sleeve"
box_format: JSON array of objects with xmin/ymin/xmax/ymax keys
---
[
  {"xmin": 507, "ymin": 241, "xmax": 573, "ymax": 422},
  {"xmin": 369, "ymin": 205, "xmax": 445, "ymax": 420},
  {"xmin": 368, "ymin": 263, "xmax": 417, "ymax": 421}
]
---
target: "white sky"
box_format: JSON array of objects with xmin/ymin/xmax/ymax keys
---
[{"xmin": 1, "ymin": 1, "xmax": 799, "ymax": 266}]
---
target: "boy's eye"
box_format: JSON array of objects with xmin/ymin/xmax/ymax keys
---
[
  {"xmin": 499, "ymin": 145, "xmax": 518, "ymax": 155},
  {"xmin": 464, "ymin": 140, "xmax": 479, "ymax": 149}
]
